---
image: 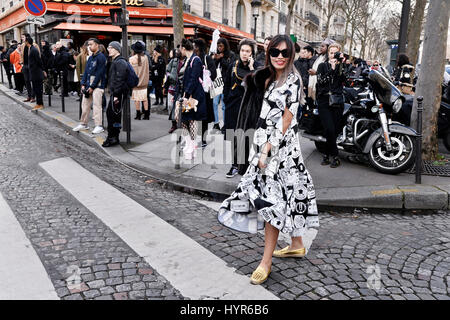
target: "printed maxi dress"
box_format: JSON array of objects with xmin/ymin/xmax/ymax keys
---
[{"xmin": 218, "ymin": 71, "xmax": 319, "ymax": 237}]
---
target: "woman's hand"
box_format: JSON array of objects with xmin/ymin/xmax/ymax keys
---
[
  {"xmin": 308, "ymin": 69, "xmax": 316, "ymax": 75},
  {"xmin": 258, "ymin": 153, "xmax": 267, "ymax": 169}
]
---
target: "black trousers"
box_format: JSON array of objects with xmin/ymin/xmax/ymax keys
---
[
  {"xmin": 23, "ymin": 66, "xmax": 34, "ymax": 99},
  {"xmin": 106, "ymin": 93, "xmax": 124, "ymax": 139},
  {"xmin": 317, "ymin": 95, "xmax": 342, "ymax": 157},
  {"xmin": 32, "ymin": 79, "xmax": 44, "ymax": 105},
  {"xmin": 13, "ymin": 72, "xmax": 24, "ymax": 92},
  {"xmin": 4, "ymin": 64, "xmax": 13, "ymax": 87},
  {"xmin": 154, "ymin": 81, "xmax": 163, "ymax": 104}
]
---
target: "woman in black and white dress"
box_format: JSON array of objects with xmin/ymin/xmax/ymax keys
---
[{"xmin": 218, "ymin": 35, "xmax": 319, "ymax": 285}]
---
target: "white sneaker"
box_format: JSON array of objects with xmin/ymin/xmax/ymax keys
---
[
  {"xmin": 92, "ymin": 126, "xmax": 104, "ymax": 134},
  {"xmin": 72, "ymin": 124, "xmax": 89, "ymax": 132}
]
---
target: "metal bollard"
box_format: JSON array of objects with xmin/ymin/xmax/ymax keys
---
[
  {"xmin": 415, "ymin": 96, "xmax": 423, "ymax": 184},
  {"xmin": 60, "ymin": 71, "xmax": 65, "ymax": 112},
  {"xmin": 0, "ymin": 63, "xmax": 4, "ymax": 83},
  {"xmin": 48, "ymin": 74, "xmax": 52, "ymax": 107}
]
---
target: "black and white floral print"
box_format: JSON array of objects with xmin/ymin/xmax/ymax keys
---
[{"xmin": 218, "ymin": 71, "xmax": 319, "ymax": 237}]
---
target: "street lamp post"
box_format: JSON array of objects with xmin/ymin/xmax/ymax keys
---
[{"xmin": 251, "ymin": 0, "xmax": 261, "ymax": 41}]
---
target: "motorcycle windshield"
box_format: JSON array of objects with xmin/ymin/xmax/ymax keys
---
[{"xmin": 368, "ymin": 69, "xmax": 402, "ymax": 106}]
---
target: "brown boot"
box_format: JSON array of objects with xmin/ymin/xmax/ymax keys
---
[{"xmin": 31, "ymin": 105, "xmax": 44, "ymax": 111}]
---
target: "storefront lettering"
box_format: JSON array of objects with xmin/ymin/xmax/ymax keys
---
[{"xmin": 49, "ymin": 0, "xmax": 144, "ymax": 6}]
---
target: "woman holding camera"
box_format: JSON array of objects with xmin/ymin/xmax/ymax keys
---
[{"xmin": 316, "ymin": 43, "xmax": 347, "ymax": 168}]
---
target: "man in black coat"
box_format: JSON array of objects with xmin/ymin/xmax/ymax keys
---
[
  {"xmin": 54, "ymin": 42, "xmax": 70, "ymax": 97},
  {"xmin": 26, "ymin": 37, "xmax": 45, "ymax": 111},
  {"xmin": 1, "ymin": 45, "xmax": 14, "ymax": 89},
  {"xmin": 41, "ymin": 41, "xmax": 54, "ymax": 95},
  {"xmin": 150, "ymin": 45, "xmax": 166, "ymax": 105},
  {"xmin": 102, "ymin": 41, "xmax": 128, "ymax": 147}
]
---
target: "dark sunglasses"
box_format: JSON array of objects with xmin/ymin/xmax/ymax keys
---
[{"xmin": 269, "ymin": 48, "xmax": 290, "ymax": 58}]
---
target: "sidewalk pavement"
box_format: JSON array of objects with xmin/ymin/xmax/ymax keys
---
[{"xmin": 2, "ymin": 82, "xmax": 450, "ymax": 210}]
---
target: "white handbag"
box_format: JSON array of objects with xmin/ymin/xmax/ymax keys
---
[{"xmin": 210, "ymin": 67, "xmax": 224, "ymax": 99}]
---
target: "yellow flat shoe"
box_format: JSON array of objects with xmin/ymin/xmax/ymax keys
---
[
  {"xmin": 273, "ymin": 246, "xmax": 306, "ymax": 258},
  {"xmin": 250, "ymin": 266, "xmax": 271, "ymax": 285}
]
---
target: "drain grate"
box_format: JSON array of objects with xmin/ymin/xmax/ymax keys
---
[{"xmin": 406, "ymin": 158, "xmax": 450, "ymax": 177}]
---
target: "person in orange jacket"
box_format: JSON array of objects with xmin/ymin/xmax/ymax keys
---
[{"xmin": 9, "ymin": 45, "xmax": 24, "ymax": 94}]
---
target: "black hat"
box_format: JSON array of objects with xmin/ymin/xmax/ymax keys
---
[
  {"xmin": 131, "ymin": 41, "xmax": 145, "ymax": 54},
  {"xmin": 154, "ymin": 44, "xmax": 162, "ymax": 53}
]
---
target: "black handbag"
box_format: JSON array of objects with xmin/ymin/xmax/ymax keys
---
[
  {"xmin": 327, "ymin": 62, "xmax": 344, "ymax": 107},
  {"xmin": 329, "ymin": 93, "xmax": 344, "ymax": 106}
]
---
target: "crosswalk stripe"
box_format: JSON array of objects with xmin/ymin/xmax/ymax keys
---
[
  {"xmin": 40, "ymin": 157, "xmax": 278, "ymax": 300},
  {"xmin": 0, "ymin": 192, "xmax": 59, "ymax": 300}
]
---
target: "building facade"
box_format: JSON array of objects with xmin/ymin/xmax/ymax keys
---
[{"xmin": 0, "ymin": 0, "xmax": 329, "ymax": 49}]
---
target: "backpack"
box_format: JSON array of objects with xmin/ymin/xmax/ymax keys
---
[
  {"xmin": 124, "ymin": 59, "xmax": 139, "ymax": 89},
  {"xmin": 190, "ymin": 55, "xmax": 212, "ymax": 93}
]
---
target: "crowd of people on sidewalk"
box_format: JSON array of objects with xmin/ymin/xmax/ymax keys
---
[{"xmin": 1, "ymin": 32, "xmax": 396, "ymax": 173}]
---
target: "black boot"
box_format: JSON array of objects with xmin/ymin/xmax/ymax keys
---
[
  {"xmin": 143, "ymin": 109, "xmax": 150, "ymax": 120},
  {"xmin": 134, "ymin": 110, "xmax": 142, "ymax": 120},
  {"xmin": 168, "ymin": 121, "xmax": 177, "ymax": 133}
]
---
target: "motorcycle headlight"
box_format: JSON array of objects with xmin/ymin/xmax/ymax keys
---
[{"xmin": 393, "ymin": 98, "xmax": 403, "ymax": 113}]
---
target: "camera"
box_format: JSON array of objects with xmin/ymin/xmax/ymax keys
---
[
  {"xmin": 82, "ymin": 87, "xmax": 90, "ymax": 98},
  {"xmin": 334, "ymin": 52, "xmax": 344, "ymax": 62}
]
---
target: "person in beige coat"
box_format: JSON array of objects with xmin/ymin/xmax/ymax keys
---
[{"xmin": 129, "ymin": 41, "xmax": 150, "ymax": 120}]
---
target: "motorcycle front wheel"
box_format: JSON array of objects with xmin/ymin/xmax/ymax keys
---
[{"xmin": 368, "ymin": 133, "xmax": 415, "ymax": 174}]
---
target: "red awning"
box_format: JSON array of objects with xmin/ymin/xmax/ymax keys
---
[{"xmin": 53, "ymin": 22, "xmax": 195, "ymax": 35}]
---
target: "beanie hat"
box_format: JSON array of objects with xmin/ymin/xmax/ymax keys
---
[
  {"xmin": 131, "ymin": 41, "xmax": 145, "ymax": 54},
  {"xmin": 108, "ymin": 41, "xmax": 122, "ymax": 54}
]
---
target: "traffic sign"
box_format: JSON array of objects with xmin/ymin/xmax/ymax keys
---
[
  {"xmin": 26, "ymin": 15, "xmax": 45, "ymax": 25},
  {"xmin": 24, "ymin": 0, "xmax": 47, "ymax": 17}
]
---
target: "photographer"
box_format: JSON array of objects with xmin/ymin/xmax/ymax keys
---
[
  {"xmin": 316, "ymin": 43, "xmax": 347, "ymax": 168},
  {"xmin": 72, "ymin": 38, "xmax": 106, "ymax": 134}
]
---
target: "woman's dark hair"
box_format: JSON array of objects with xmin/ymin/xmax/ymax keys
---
[
  {"xmin": 25, "ymin": 36, "xmax": 33, "ymax": 45},
  {"xmin": 264, "ymin": 34, "xmax": 297, "ymax": 89},
  {"xmin": 181, "ymin": 38, "xmax": 193, "ymax": 51},
  {"xmin": 238, "ymin": 38, "xmax": 256, "ymax": 57},
  {"xmin": 294, "ymin": 42, "xmax": 301, "ymax": 53},
  {"xmin": 193, "ymin": 38, "xmax": 207, "ymax": 56},
  {"xmin": 396, "ymin": 53, "xmax": 410, "ymax": 67},
  {"xmin": 217, "ymin": 38, "xmax": 230, "ymax": 53}
]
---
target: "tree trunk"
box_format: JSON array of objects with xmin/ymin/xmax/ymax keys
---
[
  {"xmin": 173, "ymin": 0, "xmax": 185, "ymax": 48},
  {"xmin": 406, "ymin": 0, "xmax": 427, "ymax": 77},
  {"xmin": 410, "ymin": 0, "xmax": 449, "ymax": 161},
  {"xmin": 343, "ymin": 19, "xmax": 349, "ymax": 53}
]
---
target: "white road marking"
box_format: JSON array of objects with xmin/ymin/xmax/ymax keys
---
[
  {"xmin": 0, "ymin": 193, "xmax": 59, "ymax": 300},
  {"xmin": 195, "ymin": 199, "xmax": 318, "ymax": 252},
  {"xmin": 40, "ymin": 157, "xmax": 278, "ymax": 300}
]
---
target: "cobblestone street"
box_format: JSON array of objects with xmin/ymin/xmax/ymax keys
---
[{"xmin": 1, "ymin": 93, "xmax": 449, "ymax": 300}]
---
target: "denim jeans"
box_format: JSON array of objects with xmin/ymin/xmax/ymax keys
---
[{"xmin": 213, "ymin": 93, "xmax": 224, "ymax": 124}]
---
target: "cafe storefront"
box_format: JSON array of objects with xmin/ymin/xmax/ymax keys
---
[{"xmin": 0, "ymin": 0, "xmax": 253, "ymax": 53}]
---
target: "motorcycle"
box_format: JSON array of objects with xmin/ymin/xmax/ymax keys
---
[{"xmin": 300, "ymin": 67, "xmax": 418, "ymax": 174}]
